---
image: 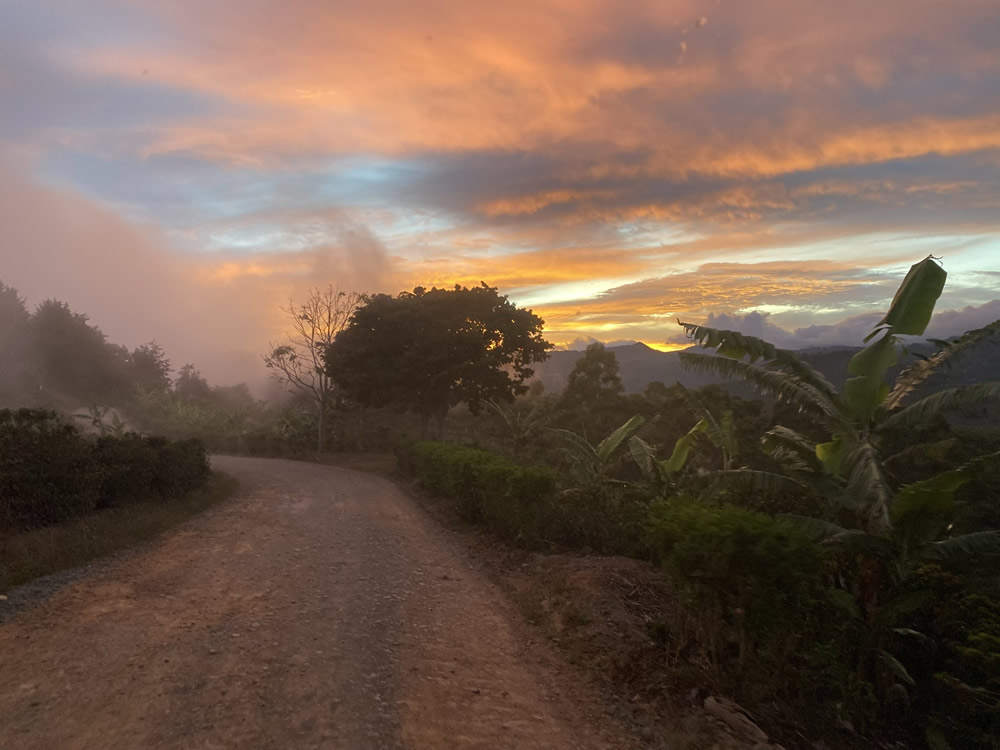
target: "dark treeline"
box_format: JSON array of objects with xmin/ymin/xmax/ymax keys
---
[{"xmin": 0, "ymin": 280, "xmax": 290, "ymax": 451}]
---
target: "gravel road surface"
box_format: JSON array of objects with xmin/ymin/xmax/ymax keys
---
[{"xmin": 0, "ymin": 456, "xmax": 639, "ymax": 750}]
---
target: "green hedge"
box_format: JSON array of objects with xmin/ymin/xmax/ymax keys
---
[
  {"xmin": 1, "ymin": 409, "xmax": 102, "ymax": 529},
  {"xmin": 646, "ymin": 499, "xmax": 854, "ymax": 711},
  {"xmin": 399, "ymin": 441, "xmax": 660, "ymax": 553},
  {"xmin": 551, "ymin": 481, "xmax": 653, "ymax": 555},
  {"xmin": 1, "ymin": 409, "xmax": 211, "ymax": 533},
  {"xmin": 399, "ymin": 441, "xmax": 559, "ymax": 545},
  {"xmin": 398, "ymin": 441, "xmax": 655, "ymax": 553}
]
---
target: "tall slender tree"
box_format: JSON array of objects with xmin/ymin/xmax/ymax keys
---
[{"xmin": 263, "ymin": 286, "xmax": 361, "ymax": 452}]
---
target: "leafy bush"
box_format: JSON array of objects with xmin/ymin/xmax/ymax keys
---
[
  {"xmin": 548, "ymin": 481, "xmax": 653, "ymax": 555},
  {"xmin": 906, "ymin": 564, "xmax": 1000, "ymax": 749},
  {"xmin": 93, "ymin": 433, "xmax": 158, "ymax": 507},
  {"xmin": 92, "ymin": 434, "xmax": 210, "ymax": 505},
  {"xmin": 147, "ymin": 436, "xmax": 211, "ymax": 496},
  {"xmin": 1, "ymin": 409, "xmax": 212, "ymax": 533},
  {"xmin": 646, "ymin": 500, "xmax": 852, "ymax": 708},
  {"xmin": 399, "ymin": 440, "xmax": 654, "ymax": 554},
  {"xmin": 0, "ymin": 409, "xmax": 102, "ymax": 530},
  {"xmin": 399, "ymin": 441, "xmax": 558, "ymax": 545}
]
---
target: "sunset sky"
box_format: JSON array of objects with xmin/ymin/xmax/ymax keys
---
[{"xmin": 1, "ymin": 0, "xmax": 999, "ymax": 382}]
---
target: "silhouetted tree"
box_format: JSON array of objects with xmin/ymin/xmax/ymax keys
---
[
  {"xmin": 327, "ymin": 284, "xmax": 551, "ymax": 436},
  {"xmin": 175, "ymin": 364, "xmax": 212, "ymax": 403},
  {"xmin": 29, "ymin": 299, "xmax": 130, "ymax": 406},
  {"xmin": 263, "ymin": 286, "xmax": 361, "ymax": 452},
  {"xmin": 0, "ymin": 282, "xmax": 34, "ymax": 406},
  {"xmin": 130, "ymin": 341, "xmax": 172, "ymax": 396},
  {"xmin": 556, "ymin": 342, "xmax": 626, "ymax": 437},
  {"xmin": 561, "ymin": 342, "xmax": 624, "ymax": 406}
]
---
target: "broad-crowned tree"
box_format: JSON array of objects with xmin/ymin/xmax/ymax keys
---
[
  {"xmin": 29, "ymin": 299, "xmax": 131, "ymax": 407},
  {"xmin": 326, "ymin": 283, "xmax": 551, "ymax": 436}
]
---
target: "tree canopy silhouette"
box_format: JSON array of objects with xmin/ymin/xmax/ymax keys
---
[{"xmin": 326, "ymin": 283, "xmax": 551, "ymax": 434}]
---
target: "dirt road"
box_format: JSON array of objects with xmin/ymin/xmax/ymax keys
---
[{"xmin": 0, "ymin": 456, "xmax": 639, "ymax": 750}]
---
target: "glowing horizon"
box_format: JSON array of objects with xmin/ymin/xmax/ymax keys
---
[{"xmin": 1, "ymin": 0, "xmax": 998, "ymax": 382}]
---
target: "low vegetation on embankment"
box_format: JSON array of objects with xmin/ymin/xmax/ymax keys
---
[
  {"xmin": 1, "ymin": 408, "xmax": 235, "ymax": 592},
  {"xmin": 397, "ymin": 434, "xmax": 1000, "ymax": 750}
]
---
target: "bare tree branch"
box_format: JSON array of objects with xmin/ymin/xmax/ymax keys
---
[{"xmin": 262, "ymin": 286, "xmax": 361, "ymax": 450}]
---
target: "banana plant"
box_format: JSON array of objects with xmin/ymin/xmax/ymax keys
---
[
  {"xmin": 632, "ymin": 384, "xmax": 817, "ymax": 501},
  {"xmin": 780, "ymin": 452, "xmax": 1000, "ymax": 705},
  {"xmin": 485, "ymin": 399, "xmax": 547, "ymax": 459},
  {"xmin": 551, "ymin": 414, "xmax": 645, "ymax": 483},
  {"xmin": 628, "ymin": 417, "xmax": 707, "ymax": 498},
  {"xmin": 677, "ymin": 256, "xmax": 1000, "ymax": 535},
  {"xmin": 782, "ymin": 452, "xmax": 1000, "ymax": 576},
  {"xmin": 676, "ymin": 383, "xmax": 738, "ymax": 470}
]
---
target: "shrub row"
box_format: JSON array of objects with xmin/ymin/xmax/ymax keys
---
[
  {"xmin": 399, "ymin": 441, "xmax": 558, "ymax": 545},
  {"xmin": 399, "ymin": 441, "xmax": 862, "ymax": 731},
  {"xmin": 1, "ymin": 409, "xmax": 211, "ymax": 532},
  {"xmin": 400, "ymin": 441, "xmax": 660, "ymax": 554},
  {"xmin": 646, "ymin": 500, "xmax": 854, "ymax": 707}
]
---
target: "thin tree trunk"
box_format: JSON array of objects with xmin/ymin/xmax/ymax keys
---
[{"xmin": 317, "ymin": 406, "xmax": 325, "ymax": 453}]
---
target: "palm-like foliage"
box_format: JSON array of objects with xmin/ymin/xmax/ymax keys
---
[
  {"xmin": 551, "ymin": 414, "xmax": 645, "ymax": 483},
  {"xmin": 778, "ymin": 450, "xmax": 1000, "ymax": 708},
  {"xmin": 628, "ymin": 418, "xmax": 706, "ymax": 497},
  {"xmin": 781, "ymin": 452, "xmax": 1000, "ymax": 574},
  {"xmin": 485, "ymin": 399, "xmax": 546, "ymax": 458},
  {"xmin": 671, "ymin": 259, "xmax": 999, "ymax": 734},
  {"xmin": 676, "ymin": 384, "xmax": 739, "ymax": 470},
  {"xmin": 677, "ymin": 256, "xmax": 1000, "ymax": 534}
]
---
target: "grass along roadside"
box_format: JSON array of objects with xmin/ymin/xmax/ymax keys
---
[{"xmin": 0, "ymin": 471, "xmax": 239, "ymax": 593}]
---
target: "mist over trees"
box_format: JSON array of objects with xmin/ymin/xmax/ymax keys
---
[
  {"xmin": 0, "ymin": 279, "xmax": 266, "ymax": 449},
  {"xmin": 0, "ymin": 282, "xmax": 33, "ymax": 405},
  {"xmin": 0, "ymin": 281, "xmax": 163, "ymax": 410}
]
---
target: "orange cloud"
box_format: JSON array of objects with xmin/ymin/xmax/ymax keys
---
[
  {"xmin": 477, "ymin": 189, "xmax": 618, "ymax": 217},
  {"xmin": 50, "ymin": 0, "xmax": 998, "ymax": 185},
  {"xmin": 400, "ymin": 246, "xmax": 655, "ymax": 290},
  {"xmin": 5, "ymin": 0, "xmax": 998, "ymax": 371}
]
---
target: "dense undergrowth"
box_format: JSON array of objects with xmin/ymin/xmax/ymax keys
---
[
  {"xmin": 1, "ymin": 408, "xmax": 212, "ymax": 533},
  {"xmin": 398, "ymin": 441, "xmax": 653, "ymax": 554},
  {"xmin": 1, "ymin": 408, "xmax": 231, "ymax": 593},
  {"xmin": 398, "ymin": 433, "xmax": 1000, "ymax": 749}
]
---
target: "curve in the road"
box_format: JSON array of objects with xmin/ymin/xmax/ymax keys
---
[{"xmin": 0, "ymin": 456, "xmax": 637, "ymax": 750}]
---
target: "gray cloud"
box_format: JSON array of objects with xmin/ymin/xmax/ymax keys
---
[{"xmin": 673, "ymin": 300, "xmax": 1000, "ymax": 351}]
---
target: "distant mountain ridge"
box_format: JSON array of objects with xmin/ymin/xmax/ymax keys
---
[{"xmin": 531, "ymin": 339, "xmax": 1000, "ymax": 397}]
